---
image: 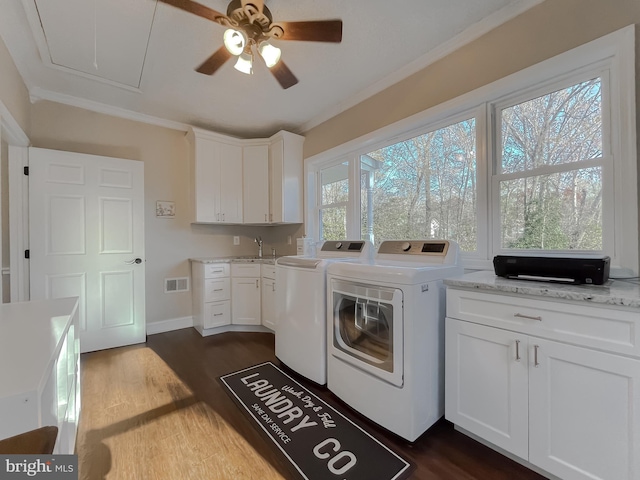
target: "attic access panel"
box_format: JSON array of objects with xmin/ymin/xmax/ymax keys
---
[{"xmin": 32, "ymin": 0, "xmax": 156, "ymax": 88}]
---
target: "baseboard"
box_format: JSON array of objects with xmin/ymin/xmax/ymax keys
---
[
  {"xmin": 147, "ymin": 316, "xmax": 194, "ymax": 335},
  {"xmin": 194, "ymin": 323, "xmax": 274, "ymax": 337}
]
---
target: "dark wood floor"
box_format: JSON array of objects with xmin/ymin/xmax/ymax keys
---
[{"xmin": 78, "ymin": 329, "xmax": 547, "ymax": 479}]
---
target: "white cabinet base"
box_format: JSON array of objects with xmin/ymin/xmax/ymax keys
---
[{"xmin": 446, "ymin": 286, "xmax": 640, "ymax": 480}]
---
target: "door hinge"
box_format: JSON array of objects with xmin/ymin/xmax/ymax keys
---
[
  {"xmin": 23, "ymin": 166, "xmax": 29, "ymax": 175},
  {"xmin": 24, "ymin": 249, "xmax": 30, "ymax": 259}
]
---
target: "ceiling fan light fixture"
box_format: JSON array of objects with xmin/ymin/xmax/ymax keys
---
[
  {"xmin": 234, "ymin": 51, "xmax": 253, "ymax": 74},
  {"xmin": 258, "ymin": 41, "xmax": 281, "ymax": 68},
  {"xmin": 223, "ymin": 28, "xmax": 246, "ymax": 56}
]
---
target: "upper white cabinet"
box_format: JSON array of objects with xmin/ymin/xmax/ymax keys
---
[
  {"xmin": 188, "ymin": 127, "xmax": 304, "ymax": 225},
  {"xmin": 243, "ymin": 143, "xmax": 270, "ymax": 223},
  {"xmin": 269, "ymin": 131, "xmax": 304, "ymax": 224},
  {"xmin": 187, "ymin": 128, "xmax": 243, "ymax": 223}
]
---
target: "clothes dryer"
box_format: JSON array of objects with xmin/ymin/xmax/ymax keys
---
[
  {"xmin": 326, "ymin": 240, "xmax": 463, "ymax": 441},
  {"xmin": 275, "ymin": 240, "xmax": 372, "ymax": 385}
]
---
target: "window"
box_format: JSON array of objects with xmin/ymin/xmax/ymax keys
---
[
  {"xmin": 305, "ymin": 27, "xmax": 637, "ymax": 274},
  {"xmin": 318, "ymin": 162, "xmax": 349, "ymax": 240},
  {"xmin": 360, "ymin": 118, "xmax": 477, "ymax": 250},
  {"xmin": 495, "ymin": 77, "xmax": 605, "ymax": 251}
]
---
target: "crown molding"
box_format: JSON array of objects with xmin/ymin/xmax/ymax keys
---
[
  {"xmin": 29, "ymin": 87, "xmax": 191, "ymax": 132},
  {"xmin": 300, "ymin": 0, "xmax": 544, "ymax": 133}
]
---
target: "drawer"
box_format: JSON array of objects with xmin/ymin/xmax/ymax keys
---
[
  {"xmin": 204, "ymin": 278, "xmax": 230, "ymax": 302},
  {"xmin": 203, "ymin": 301, "xmax": 231, "ymax": 329},
  {"xmin": 204, "ymin": 263, "xmax": 230, "ymax": 278},
  {"xmin": 447, "ymin": 288, "xmax": 640, "ymax": 357},
  {"xmin": 261, "ymin": 265, "xmax": 276, "ymax": 279},
  {"xmin": 231, "ymin": 263, "xmax": 261, "ymax": 277}
]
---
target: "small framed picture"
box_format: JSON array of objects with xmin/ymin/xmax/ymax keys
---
[{"xmin": 156, "ymin": 201, "xmax": 175, "ymax": 218}]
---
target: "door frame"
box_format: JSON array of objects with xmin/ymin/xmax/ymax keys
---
[{"xmin": 1, "ymin": 100, "xmax": 30, "ymax": 303}]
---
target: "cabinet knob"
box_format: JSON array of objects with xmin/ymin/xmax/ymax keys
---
[
  {"xmin": 515, "ymin": 340, "xmax": 521, "ymax": 361},
  {"xmin": 534, "ymin": 345, "xmax": 540, "ymax": 367}
]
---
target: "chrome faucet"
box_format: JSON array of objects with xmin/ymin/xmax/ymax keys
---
[{"xmin": 255, "ymin": 236, "xmax": 263, "ymax": 258}]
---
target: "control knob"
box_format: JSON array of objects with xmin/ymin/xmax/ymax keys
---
[{"xmin": 401, "ymin": 242, "xmax": 412, "ymax": 252}]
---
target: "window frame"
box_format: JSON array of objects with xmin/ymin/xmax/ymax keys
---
[
  {"xmin": 304, "ymin": 26, "xmax": 637, "ymax": 275},
  {"xmin": 490, "ymin": 65, "xmax": 612, "ymax": 256}
]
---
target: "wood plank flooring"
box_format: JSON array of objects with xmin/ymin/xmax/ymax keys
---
[{"xmin": 77, "ymin": 329, "xmax": 547, "ymax": 479}]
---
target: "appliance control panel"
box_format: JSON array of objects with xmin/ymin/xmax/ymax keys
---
[
  {"xmin": 377, "ymin": 240, "xmax": 450, "ymax": 256},
  {"xmin": 320, "ymin": 240, "xmax": 367, "ymax": 252}
]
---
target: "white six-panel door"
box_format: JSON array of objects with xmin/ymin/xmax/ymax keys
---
[{"xmin": 29, "ymin": 148, "xmax": 145, "ymax": 353}]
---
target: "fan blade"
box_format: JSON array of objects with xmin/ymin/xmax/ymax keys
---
[
  {"xmin": 157, "ymin": 0, "xmax": 228, "ymax": 26},
  {"xmin": 196, "ymin": 46, "xmax": 233, "ymax": 75},
  {"xmin": 270, "ymin": 61, "xmax": 298, "ymax": 89},
  {"xmin": 276, "ymin": 20, "xmax": 342, "ymax": 42}
]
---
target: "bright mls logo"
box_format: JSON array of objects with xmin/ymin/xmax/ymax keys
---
[{"xmin": 1, "ymin": 455, "xmax": 77, "ymax": 479}]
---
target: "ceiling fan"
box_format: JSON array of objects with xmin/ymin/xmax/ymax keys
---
[{"xmin": 158, "ymin": 0, "xmax": 343, "ymax": 89}]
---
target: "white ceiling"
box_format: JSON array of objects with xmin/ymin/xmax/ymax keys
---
[{"xmin": 0, "ymin": 0, "xmax": 541, "ymax": 138}]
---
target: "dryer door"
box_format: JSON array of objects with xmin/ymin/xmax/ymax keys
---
[{"xmin": 330, "ymin": 278, "xmax": 403, "ymax": 387}]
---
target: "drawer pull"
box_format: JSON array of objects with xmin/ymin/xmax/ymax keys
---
[
  {"xmin": 213, "ymin": 289, "xmax": 224, "ymax": 292},
  {"xmin": 534, "ymin": 345, "xmax": 540, "ymax": 367},
  {"xmin": 514, "ymin": 313, "xmax": 542, "ymax": 321},
  {"xmin": 213, "ymin": 313, "xmax": 223, "ymax": 316},
  {"xmin": 515, "ymin": 340, "xmax": 521, "ymax": 361},
  {"xmin": 211, "ymin": 269, "xmax": 223, "ymax": 273}
]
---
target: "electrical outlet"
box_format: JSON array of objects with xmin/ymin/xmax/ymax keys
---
[
  {"xmin": 233, "ymin": 236, "xmax": 240, "ymax": 245},
  {"xmin": 287, "ymin": 235, "xmax": 292, "ymax": 245}
]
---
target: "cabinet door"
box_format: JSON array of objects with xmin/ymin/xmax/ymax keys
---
[
  {"xmin": 219, "ymin": 142, "xmax": 243, "ymax": 223},
  {"xmin": 231, "ymin": 277, "xmax": 261, "ymax": 325},
  {"xmin": 269, "ymin": 134, "xmax": 303, "ymax": 224},
  {"xmin": 261, "ymin": 277, "xmax": 276, "ymax": 330},
  {"xmin": 193, "ymin": 137, "xmax": 220, "ymax": 222},
  {"xmin": 445, "ymin": 318, "xmax": 529, "ymax": 459},
  {"xmin": 243, "ymin": 144, "xmax": 270, "ymax": 223},
  {"xmin": 529, "ymin": 338, "xmax": 640, "ymax": 480}
]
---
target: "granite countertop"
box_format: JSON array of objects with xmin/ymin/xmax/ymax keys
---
[
  {"xmin": 444, "ymin": 270, "xmax": 640, "ymax": 309},
  {"xmin": 190, "ymin": 256, "xmax": 280, "ymax": 265}
]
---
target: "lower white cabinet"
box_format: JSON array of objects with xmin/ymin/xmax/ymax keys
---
[
  {"xmin": 261, "ymin": 264, "xmax": 276, "ymax": 330},
  {"xmin": 231, "ymin": 263, "xmax": 261, "ymax": 325},
  {"xmin": 445, "ymin": 288, "xmax": 640, "ymax": 480},
  {"xmin": 192, "ymin": 262, "xmax": 231, "ymax": 332}
]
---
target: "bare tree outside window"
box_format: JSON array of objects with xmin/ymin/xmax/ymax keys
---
[
  {"xmin": 361, "ymin": 119, "xmax": 477, "ymax": 250},
  {"xmin": 499, "ymin": 78, "xmax": 603, "ymax": 250},
  {"xmin": 319, "ymin": 163, "xmax": 349, "ymax": 240}
]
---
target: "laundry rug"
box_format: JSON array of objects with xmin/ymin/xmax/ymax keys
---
[{"xmin": 220, "ymin": 362, "xmax": 412, "ymax": 480}]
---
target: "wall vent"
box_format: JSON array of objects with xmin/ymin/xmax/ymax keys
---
[{"xmin": 165, "ymin": 277, "xmax": 189, "ymax": 293}]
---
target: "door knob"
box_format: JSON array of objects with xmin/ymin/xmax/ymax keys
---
[{"xmin": 125, "ymin": 258, "xmax": 142, "ymax": 264}]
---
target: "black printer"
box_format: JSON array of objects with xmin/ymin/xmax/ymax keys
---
[{"xmin": 493, "ymin": 255, "xmax": 610, "ymax": 285}]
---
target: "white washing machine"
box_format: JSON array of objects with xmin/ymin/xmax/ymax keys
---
[
  {"xmin": 326, "ymin": 240, "xmax": 463, "ymax": 441},
  {"xmin": 275, "ymin": 240, "xmax": 372, "ymax": 385}
]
